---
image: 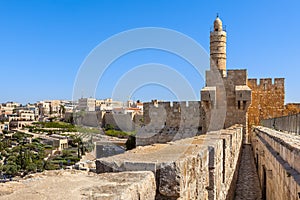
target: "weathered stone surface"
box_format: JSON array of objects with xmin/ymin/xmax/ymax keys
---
[
  {"xmin": 247, "ymin": 78, "xmax": 285, "ymax": 135},
  {"xmin": 103, "ymin": 113, "xmax": 134, "ymax": 132},
  {"xmin": 97, "ymin": 125, "xmax": 243, "ymax": 200},
  {"xmin": 252, "ymin": 126, "xmax": 300, "ymax": 200},
  {"xmin": 137, "ymin": 17, "xmax": 253, "ymax": 148},
  {"xmin": 0, "ymin": 170, "xmax": 156, "ymax": 200},
  {"xmin": 139, "ymin": 67, "xmax": 252, "ymax": 146},
  {"xmin": 234, "ymin": 145, "xmax": 262, "ymax": 200},
  {"xmin": 203, "ymin": 68, "xmax": 251, "ymax": 136},
  {"xmin": 261, "ymin": 113, "xmax": 300, "ymax": 135},
  {"xmin": 137, "ymin": 101, "xmax": 204, "ymax": 146}
]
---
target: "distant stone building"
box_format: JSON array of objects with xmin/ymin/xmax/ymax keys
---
[
  {"xmin": 38, "ymin": 101, "xmax": 51, "ymax": 116},
  {"xmin": 0, "ymin": 122, "xmax": 9, "ymax": 133},
  {"xmin": 78, "ymin": 98, "xmax": 96, "ymax": 112},
  {"xmin": 9, "ymin": 120, "xmax": 33, "ymax": 129},
  {"xmin": 37, "ymin": 100, "xmax": 62, "ymax": 117},
  {"xmin": 95, "ymin": 98, "xmax": 123, "ymax": 112},
  {"xmin": 0, "ymin": 102, "xmax": 20, "ymax": 115}
]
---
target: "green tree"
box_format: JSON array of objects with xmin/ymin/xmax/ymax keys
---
[
  {"xmin": 0, "ymin": 141, "xmax": 4, "ymax": 151},
  {"xmin": 26, "ymin": 163, "xmax": 37, "ymax": 173},
  {"xmin": 73, "ymin": 136, "xmax": 83, "ymax": 158},
  {"xmin": 35, "ymin": 160, "xmax": 44, "ymax": 172},
  {"xmin": 7, "ymin": 155, "xmax": 17, "ymax": 163},
  {"xmin": 62, "ymin": 149, "xmax": 71, "ymax": 157},
  {"xmin": 43, "ymin": 160, "xmax": 56, "ymax": 170},
  {"xmin": 3, "ymin": 162, "xmax": 19, "ymax": 176}
]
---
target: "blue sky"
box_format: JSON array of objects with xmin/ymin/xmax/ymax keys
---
[{"xmin": 0, "ymin": 0, "xmax": 299, "ymax": 104}]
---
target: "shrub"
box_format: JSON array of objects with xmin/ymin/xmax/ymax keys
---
[{"xmin": 105, "ymin": 130, "xmax": 135, "ymax": 138}]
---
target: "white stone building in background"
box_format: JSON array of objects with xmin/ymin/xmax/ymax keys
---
[
  {"xmin": 95, "ymin": 98, "xmax": 123, "ymax": 112},
  {"xmin": 0, "ymin": 102, "xmax": 21, "ymax": 115},
  {"xmin": 78, "ymin": 98, "xmax": 96, "ymax": 112}
]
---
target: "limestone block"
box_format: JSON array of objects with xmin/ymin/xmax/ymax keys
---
[
  {"xmin": 253, "ymin": 126, "xmax": 300, "ymax": 200},
  {"xmin": 97, "ymin": 125, "xmax": 243, "ymax": 199},
  {"xmin": 0, "ymin": 170, "xmax": 156, "ymax": 200}
]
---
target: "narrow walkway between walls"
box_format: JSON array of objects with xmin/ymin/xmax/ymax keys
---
[{"xmin": 234, "ymin": 144, "xmax": 262, "ymax": 200}]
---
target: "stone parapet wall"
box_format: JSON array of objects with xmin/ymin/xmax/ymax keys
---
[
  {"xmin": 261, "ymin": 113, "xmax": 300, "ymax": 135},
  {"xmin": 252, "ymin": 126, "xmax": 300, "ymax": 200},
  {"xmin": 96, "ymin": 125, "xmax": 243, "ymax": 199},
  {"xmin": 0, "ymin": 170, "xmax": 156, "ymax": 200}
]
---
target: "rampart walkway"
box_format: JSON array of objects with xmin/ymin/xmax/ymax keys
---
[{"xmin": 235, "ymin": 144, "xmax": 262, "ymax": 200}]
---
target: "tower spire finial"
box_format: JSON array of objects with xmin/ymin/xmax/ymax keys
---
[{"xmin": 216, "ymin": 13, "xmax": 219, "ymax": 18}]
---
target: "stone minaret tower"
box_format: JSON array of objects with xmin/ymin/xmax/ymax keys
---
[
  {"xmin": 210, "ymin": 16, "xmax": 227, "ymax": 77},
  {"xmin": 202, "ymin": 16, "xmax": 251, "ymax": 139}
]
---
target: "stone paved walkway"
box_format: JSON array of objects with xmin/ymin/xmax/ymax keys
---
[{"xmin": 235, "ymin": 144, "xmax": 262, "ymax": 200}]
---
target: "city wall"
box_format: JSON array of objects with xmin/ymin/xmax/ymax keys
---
[
  {"xmin": 103, "ymin": 113, "xmax": 134, "ymax": 132},
  {"xmin": 72, "ymin": 111, "xmax": 101, "ymax": 127},
  {"xmin": 137, "ymin": 101, "xmax": 205, "ymax": 146},
  {"xmin": 96, "ymin": 125, "xmax": 243, "ymax": 199},
  {"xmin": 252, "ymin": 126, "xmax": 300, "ymax": 200},
  {"xmin": 261, "ymin": 113, "xmax": 300, "ymax": 135},
  {"xmin": 247, "ymin": 78, "xmax": 285, "ymax": 133}
]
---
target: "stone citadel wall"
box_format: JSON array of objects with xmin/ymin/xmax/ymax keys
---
[
  {"xmin": 247, "ymin": 78, "xmax": 285, "ymax": 134},
  {"xmin": 252, "ymin": 126, "xmax": 300, "ymax": 200},
  {"xmin": 284, "ymin": 103, "xmax": 300, "ymax": 115},
  {"xmin": 136, "ymin": 101, "xmax": 205, "ymax": 146},
  {"xmin": 103, "ymin": 113, "xmax": 134, "ymax": 132},
  {"xmin": 261, "ymin": 113, "xmax": 300, "ymax": 135},
  {"xmin": 138, "ymin": 68, "xmax": 252, "ymax": 146},
  {"xmin": 203, "ymin": 69, "xmax": 251, "ymax": 134},
  {"xmin": 143, "ymin": 101, "xmax": 204, "ymax": 129},
  {"xmin": 96, "ymin": 125, "xmax": 243, "ymax": 200},
  {"xmin": 73, "ymin": 111, "xmax": 101, "ymax": 127}
]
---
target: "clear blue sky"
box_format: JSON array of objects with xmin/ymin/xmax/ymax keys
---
[{"xmin": 0, "ymin": 0, "xmax": 299, "ymax": 104}]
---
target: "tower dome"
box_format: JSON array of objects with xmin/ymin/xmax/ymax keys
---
[{"xmin": 214, "ymin": 17, "xmax": 223, "ymax": 31}]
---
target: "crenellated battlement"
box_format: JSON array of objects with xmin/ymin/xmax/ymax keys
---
[
  {"xmin": 143, "ymin": 100, "xmax": 203, "ymax": 126},
  {"xmin": 140, "ymin": 100, "xmax": 206, "ymax": 145},
  {"xmin": 247, "ymin": 77, "xmax": 285, "ymax": 135},
  {"xmin": 144, "ymin": 100, "xmax": 202, "ymax": 109},
  {"xmin": 247, "ymin": 78, "xmax": 284, "ymax": 89}
]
